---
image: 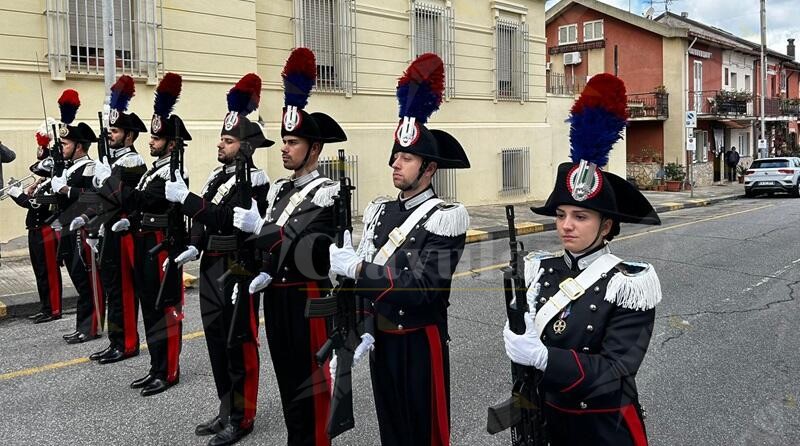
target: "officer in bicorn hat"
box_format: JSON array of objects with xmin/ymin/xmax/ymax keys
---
[
  {"xmin": 232, "ymin": 47, "xmax": 346, "ymax": 446},
  {"xmin": 7, "ymin": 118, "xmax": 63, "ymax": 324},
  {"xmin": 502, "ymin": 73, "xmax": 662, "ymax": 445},
  {"xmin": 85, "ymin": 74, "xmax": 148, "ymax": 364},
  {"xmin": 165, "ymin": 73, "xmax": 271, "ymax": 445},
  {"xmin": 50, "ymin": 89, "xmax": 105, "ymax": 344},
  {"xmin": 327, "ymin": 53, "xmax": 470, "ymax": 446},
  {"xmin": 97, "ymin": 72, "xmax": 191, "ymax": 396}
]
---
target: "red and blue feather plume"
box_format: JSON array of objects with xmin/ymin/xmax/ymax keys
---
[
  {"xmin": 110, "ymin": 75, "xmax": 135, "ymax": 112},
  {"xmin": 282, "ymin": 48, "xmax": 316, "ymax": 110},
  {"xmin": 227, "ymin": 73, "xmax": 261, "ymax": 115},
  {"xmin": 58, "ymin": 89, "xmax": 80, "ymax": 125},
  {"xmin": 154, "ymin": 72, "xmax": 182, "ymax": 118},
  {"xmin": 569, "ymin": 73, "xmax": 628, "ymax": 167},
  {"xmin": 396, "ymin": 53, "xmax": 444, "ymax": 124}
]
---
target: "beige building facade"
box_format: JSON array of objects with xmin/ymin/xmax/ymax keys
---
[{"xmin": 1, "ymin": 0, "xmax": 611, "ymax": 243}]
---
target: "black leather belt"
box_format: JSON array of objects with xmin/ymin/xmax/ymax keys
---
[
  {"xmin": 206, "ymin": 235, "xmax": 238, "ymax": 252},
  {"xmin": 140, "ymin": 213, "xmax": 169, "ymax": 228},
  {"xmin": 78, "ymin": 192, "xmax": 100, "ymax": 204},
  {"xmin": 31, "ymin": 195, "xmax": 58, "ymax": 205}
]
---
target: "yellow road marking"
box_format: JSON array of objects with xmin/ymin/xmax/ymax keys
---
[
  {"xmin": 465, "ymin": 229, "xmax": 488, "ymax": 243},
  {"xmin": 1, "ymin": 204, "xmax": 772, "ymax": 381},
  {"xmin": 0, "ymin": 300, "xmax": 6, "ymax": 318}
]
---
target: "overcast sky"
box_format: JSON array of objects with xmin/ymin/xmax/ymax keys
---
[{"xmin": 545, "ymin": 0, "xmax": 799, "ymax": 55}]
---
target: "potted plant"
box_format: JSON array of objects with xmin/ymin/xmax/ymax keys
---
[
  {"xmin": 736, "ymin": 164, "xmax": 747, "ymax": 183},
  {"xmin": 664, "ymin": 162, "xmax": 685, "ymax": 191}
]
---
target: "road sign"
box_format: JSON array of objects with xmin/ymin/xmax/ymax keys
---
[
  {"xmin": 686, "ymin": 135, "xmax": 696, "ymax": 152},
  {"xmin": 758, "ymin": 139, "xmax": 767, "ymax": 150},
  {"xmin": 685, "ymin": 111, "xmax": 697, "ymax": 128}
]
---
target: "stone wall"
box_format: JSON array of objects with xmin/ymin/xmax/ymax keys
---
[{"xmin": 626, "ymin": 162, "xmax": 663, "ymax": 189}]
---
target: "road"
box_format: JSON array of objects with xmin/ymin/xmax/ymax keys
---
[{"xmin": 1, "ymin": 197, "xmax": 799, "ymax": 445}]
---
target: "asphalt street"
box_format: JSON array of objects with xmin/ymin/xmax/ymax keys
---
[{"xmin": 1, "ymin": 197, "xmax": 799, "ymax": 445}]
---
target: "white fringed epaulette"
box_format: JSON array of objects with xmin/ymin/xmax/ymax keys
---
[
  {"xmin": 424, "ymin": 202, "xmax": 469, "ymax": 237},
  {"xmin": 605, "ymin": 261, "xmax": 662, "ymax": 311},
  {"xmin": 200, "ymin": 166, "xmax": 224, "ymax": 196},
  {"xmin": 355, "ymin": 196, "xmax": 392, "ymax": 261},
  {"xmin": 114, "ymin": 152, "xmax": 145, "ymax": 168},
  {"xmin": 82, "ymin": 163, "xmax": 95, "ymax": 176},
  {"xmin": 250, "ymin": 168, "xmax": 269, "ymax": 187},
  {"xmin": 523, "ymin": 250, "xmax": 556, "ymax": 287},
  {"xmin": 362, "ymin": 196, "xmax": 391, "ymax": 224},
  {"xmin": 311, "ymin": 180, "xmax": 340, "ymax": 208}
]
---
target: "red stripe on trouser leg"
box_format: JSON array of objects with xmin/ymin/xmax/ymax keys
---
[
  {"xmin": 41, "ymin": 225, "xmax": 62, "ymax": 316},
  {"xmin": 306, "ymin": 282, "xmax": 332, "ymax": 446},
  {"xmin": 120, "ymin": 233, "xmax": 138, "ymax": 354},
  {"xmin": 621, "ymin": 404, "xmax": 648, "ymax": 446},
  {"xmin": 240, "ymin": 298, "xmax": 259, "ymax": 429},
  {"xmin": 425, "ymin": 325, "xmax": 450, "ymax": 446},
  {"xmin": 164, "ymin": 305, "xmax": 183, "ymax": 383}
]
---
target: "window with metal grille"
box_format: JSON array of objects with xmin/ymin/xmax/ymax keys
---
[
  {"xmin": 411, "ymin": 0, "xmax": 454, "ymax": 98},
  {"xmin": 317, "ymin": 153, "xmax": 359, "ymax": 216},
  {"xmin": 294, "ymin": 0, "xmax": 356, "ymax": 95},
  {"xmin": 46, "ymin": 0, "xmax": 160, "ymax": 82},
  {"xmin": 432, "ymin": 168, "xmax": 457, "ymax": 202},
  {"xmin": 500, "ymin": 147, "xmax": 530, "ymax": 195},
  {"xmin": 496, "ymin": 18, "xmax": 529, "ymax": 102}
]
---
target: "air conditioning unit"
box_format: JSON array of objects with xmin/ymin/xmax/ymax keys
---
[
  {"xmin": 563, "ymin": 51, "xmax": 582, "ymax": 65},
  {"xmin": 545, "ymin": 61, "xmax": 552, "ymax": 71}
]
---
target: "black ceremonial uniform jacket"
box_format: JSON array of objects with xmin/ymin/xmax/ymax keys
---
[
  {"xmin": 95, "ymin": 146, "xmax": 146, "ymax": 225},
  {"xmin": 56, "ymin": 155, "xmax": 96, "ymax": 226},
  {"xmin": 354, "ymin": 188, "xmax": 468, "ymax": 332},
  {"xmin": 183, "ymin": 163, "xmax": 269, "ymax": 254},
  {"xmin": 526, "ymin": 245, "xmax": 660, "ymax": 415},
  {"xmin": 12, "ymin": 160, "xmax": 58, "ymax": 229},
  {"xmin": 251, "ymin": 170, "xmax": 338, "ymax": 284}
]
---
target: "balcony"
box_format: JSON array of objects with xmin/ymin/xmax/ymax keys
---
[
  {"xmin": 626, "ymin": 92, "xmax": 669, "ymax": 120},
  {"xmin": 757, "ymin": 98, "xmax": 800, "ymax": 117},
  {"xmin": 688, "ymin": 90, "xmax": 754, "ymax": 117},
  {"xmin": 546, "ymin": 71, "xmax": 585, "ymax": 96}
]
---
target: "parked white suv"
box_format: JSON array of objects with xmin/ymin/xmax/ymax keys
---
[{"xmin": 743, "ymin": 157, "xmax": 800, "ymax": 198}]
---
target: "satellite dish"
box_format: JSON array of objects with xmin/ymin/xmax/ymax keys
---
[{"xmin": 644, "ymin": 6, "xmax": 655, "ymax": 19}]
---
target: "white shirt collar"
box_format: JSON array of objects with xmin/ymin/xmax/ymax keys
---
[
  {"xmin": 293, "ymin": 169, "xmax": 320, "ymax": 188},
  {"xmin": 399, "ymin": 187, "xmax": 436, "ymax": 210},
  {"xmin": 564, "ymin": 244, "xmax": 611, "ymax": 270}
]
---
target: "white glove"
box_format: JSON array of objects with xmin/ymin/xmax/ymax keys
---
[
  {"xmin": 165, "ymin": 169, "xmax": 190, "ymax": 203},
  {"xmin": 111, "ymin": 218, "xmax": 130, "ymax": 232},
  {"xmin": 503, "ymin": 312, "xmax": 548, "ymax": 371},
  {"xmin": 329, "ymin": 353, "xmax": 338, "ymax": 381},
  {"xmin": 167, "ymin": 245, "xmax": 199, "ymax": 271},
  {"xmin": 233, "ymin": 198, "xmax": 265, "ymax": 234},
  {"xmin": 329, "ymin": 230, "xmax": 361, "ymax": 279},
  {"xmin": 70, "ymin": 215, "xmax": 87, "ymax": 231},
  {"xmin": 50, "ymin": 219, "xmax": 63, "ymax": 232},
  {"xmin": 51, "ymin": 174, "xmax": 67, "ymax": 194},
  {"xmin": 353, "ymin": 333, "xmax": 375, "ymax": 364},
  {"xmin": 85, "ymin": 237, "xmax": 99, "ymax": 254},
  {"xmin": 92, "ymin": 158, "xmax": 112, "ymax": 187},
  {"xmin": 232, "ymin": 283, "xmax": 239, "ymax": 305},
  {"xmin": 7, "ymin": 186, "xmax": 22, "ymax": 198},
  {"xmin": 248, "ymin": 272, "xmax": 273, "ymax": 294},
  {"xmin": 525, "ymin": 267, "xmax": 545, "ymax": 310}
]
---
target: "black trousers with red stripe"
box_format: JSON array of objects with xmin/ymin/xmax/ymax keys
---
[
  {"xmin": 199, "ymin": 254, "xmax": 260, "ymax": 430},
  {"xmin": 134, "ymin": 231, "xmax": 183, "ymax": 383},
  {"xmin": 101, "ymin": 228, "xmax": 139, "ymax": 355},
  {"xmin": 28, "ymin": 226, "xmax": 62, "ymax": 317},
  {"xmin": 263, "ymin": 281, "xmax": 331, "ymax": 446},
  {"xmin": 61, "ymin": 230, "xmax": 103, "ymax": 336},
  {"xmin": 370, "ymin": 325, "xmax": 451, "ymax": 446},
  {"xmin": 542, "ymin": 403, "xmax": 648, "ymax": 446}
]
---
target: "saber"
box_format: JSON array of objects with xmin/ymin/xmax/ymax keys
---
[{"xmin": 85, "ymin": 236, "xmax": 104, "ymax": 335}]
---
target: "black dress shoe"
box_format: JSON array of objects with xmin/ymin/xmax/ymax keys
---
[
  {"xmin": 89, "ymin": 346, "xmax": 113, "ymax": 361},
  {"xmin": 130, "ymin": 373, "xmax": 155, "ymax": 389},
  {"xmin": 33, "ymin": 314, "xmax": 60, "ymax": 324},
  {"xmin": 62, "ymin": 331, "xmax": 79, "ymax": 340},
  {"xmin": 195, "ymin": 416, "xmax": 225, "ymax": 436},
  {"xmin": 65, "ymin": 333, "xmax": 100, "ymax": 344},
  {"xmin": 98, "ymin": 348, "xmax": 130, "ymax": 364},
  {"xmin": 207, "ymin": 424, "xmax": 253, "ymax": 446},
  {"xmin": 28, "ymin": 312, "xmax": 45, "ymax": 320},
  {"xmin": 140, "ymin": 378, "xmax": 176, "ymax": 397}
]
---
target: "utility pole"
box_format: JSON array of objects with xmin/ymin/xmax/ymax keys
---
[
  {"xmin": 759, "ymin": 0, "xmax": 767, "ymax": 158},
  {"xmin": 685, "ymin": 37, "xmax": 697, "ymax": 197},
  {"xmin": 102, "ymin": 0, "xmax": 116, "ymax": 126}
]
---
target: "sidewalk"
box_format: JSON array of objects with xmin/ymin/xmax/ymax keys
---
[{"xmin": 0, "ymin": 182, "xmax": 743, "ymax": 319}]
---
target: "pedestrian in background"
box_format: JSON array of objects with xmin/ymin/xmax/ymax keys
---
[{"xmin": 726, "ymin": 146, "xmax": 740, "ymax": 182}]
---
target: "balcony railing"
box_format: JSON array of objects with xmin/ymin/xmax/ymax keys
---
[
  {"xmin": 626, "ymin": 92, "xmax": 669, "ymax": 119},
  {"xmin": 546, "ymin": 71, "xmax": 585, "ymax": 95},
  {"xmin": 688, "ymin": 90, "xmax": 754, "ymax": 116},
  {"xmin": 757, "ymin": 98, "xmax": 800, "ymax": 117}
]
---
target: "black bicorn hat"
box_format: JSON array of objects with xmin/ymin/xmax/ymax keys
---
[
  {"xmin": 531, "ymin": 74, "xmax": 659, "ymax": 225},
  {"xmin": 389, "ymin": 53, "xmax": 469, "ymax": 169},
  {"xmin": 150, "ymin": 72, "xmax": 192, "ymax": 141},
  {"xmin": 108, "ymin": 75, "xmax": 147, "ymax": 132},
  {"xmin": 280, "ymin": 48, "xmax": 347, "ymax": 144},
  {"xmin": 221, "ymin": 73, "xmax": 274, "ymax": 149},
  {"xmin": 57, "ymin": 89, "xmax": 97, "ymax": 144}
]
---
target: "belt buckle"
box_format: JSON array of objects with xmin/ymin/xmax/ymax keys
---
[
  {"xmin": 559, "ymin": 277, "xmax": 585, "ymax": 301},
  {"xmin": 289, "ymin": 193, "xmax": 303, "ymax": 208},
  {"xmin": 388, "ymin": 228, "xmax": 406, "ymax": 247}
]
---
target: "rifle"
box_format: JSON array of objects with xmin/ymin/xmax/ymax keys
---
[
  {"xmin": 217, "ymin": 135, "xmax": 258, "ymax": 346},
  {"xmin": 97, "ymin": 112, "xmax": 109, "ymax": 162},
  {"xmin": 304, "ymin": 149, "xmax": 362, "ymax": 439},
  {"xmin": 152, "ymin": 124, "xmax": 188, "ymax": 309},
  {"xmin": 486, "ymin": 205, "xmax": 548, "ymax": 445}
]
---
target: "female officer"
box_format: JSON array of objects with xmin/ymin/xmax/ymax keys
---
[{"xmin": 503, "ymin": 73, "xmax": 662, "ymax": 446}]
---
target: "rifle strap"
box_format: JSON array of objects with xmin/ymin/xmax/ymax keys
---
[
  {"xmin": 370, "ymin": 198, "xmax": 443, "ymax": 266},
  {"xmin": 64, "ymin": 157, "xmax": 93, "ymax": 179},
  {"xmin": 273, "ymin": 177, "xmax": 328, "ymax": 227},
  {"xmin": 533, "ymin": 253, "xmax": 622, "ymax": 336}
]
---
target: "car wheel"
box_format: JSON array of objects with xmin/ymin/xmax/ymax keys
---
[{"xmin": 745, "ymin": 189, "xmax": 754, "ymax": 198}]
